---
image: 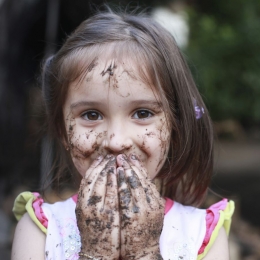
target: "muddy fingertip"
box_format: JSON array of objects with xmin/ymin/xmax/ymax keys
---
[
  {"xmin": 129, "ymin": 154, "xmax": 142, "ymax": 168},
  {"xmin": 116, "ymin": 154, "xmax": 125, "ymax": 166},
  {"xmin": 130, "ymin": 154, "xmax": 137, "ymax": 160},
  {"xmin": 105, "ymin": 154, "xmax": 113, "ymax": 159},
  {"xmin": 107, "ymin": 155, "xmax": 116, "ymax": 168},
  {"xmin": 130, "ymin": 154, "xmax": 142, "ymax": 165},
  {"xmin": 96, "ymin": 155, "xmax": 103, "ymax": 161}
]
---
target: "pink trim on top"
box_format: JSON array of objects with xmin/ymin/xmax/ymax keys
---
[
  {"xmin": 164, "ymin": 197, "xmax": 174, "ymax": 215},
  {"xmin": 32, "ymin": 193, "xmax": 78, "ymax": 229},
  {"xmin": 72, "ymin": 194, "xmax": 78, "ymax": 203},
  {"xmin": 32, "ymin": 192, "xmax": 48, "ymax": 228},
  {"xmin": 198, "ymin": 198, "xmax": 228, "ymax": 254}
]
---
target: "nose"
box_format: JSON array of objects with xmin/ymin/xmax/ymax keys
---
[{"xmin": 102, "ymin": 122, "xmax": 133, "ymax": 154}]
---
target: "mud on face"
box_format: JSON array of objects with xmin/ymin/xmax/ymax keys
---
[{"xmin": 63, "ymin": 56, "xmax": 171, "ymax": 181}]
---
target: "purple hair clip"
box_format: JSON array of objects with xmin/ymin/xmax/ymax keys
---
[{"xmin": 194, "ymin": 100, "xmax": 205, "ymax": 119}]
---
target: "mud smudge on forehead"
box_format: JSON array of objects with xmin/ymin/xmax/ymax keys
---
[
  {"xmin": 103, "ymin": 60, "xmax": 133, "ymax": 97},
  {"xmin": 113, "ymin": 77, "xmax": 119, "ymax": 89},
  {"xmin": 101, "ymin": 59, "xmax": 116, "ymax": 76},
  {"xmin": 88, "ymin": 58, "xmax": 98, "ymax": 72},
  {"xmin": 86, "ymin": 59, "xmax": 98, "ymax": 82},
  {"xmin": 86, "ymin": 77, "xmax": 92, "ymax": 82}
]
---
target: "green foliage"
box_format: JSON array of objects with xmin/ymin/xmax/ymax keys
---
[{"xmin": 185, "ymin": 0, "xmax": 260, "ymax": 125}]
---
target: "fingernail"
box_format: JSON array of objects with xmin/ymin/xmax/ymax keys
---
[
  {"xmin": 131, "ymin": 154, "xmax": 137, "ymax": 160},
  {"xmin": 108, "ymin": 156, "xmax": 116, "ymax": 163},
  {"xmin": 106, "ymin": 154, "xmax": 113, "ymax": 159},
  {"xmin": 97, "ymin": 155, "xmax": 103, "ymax": 160}
]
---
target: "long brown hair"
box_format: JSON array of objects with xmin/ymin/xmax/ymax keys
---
[{"xmin": 42, "ymin": 8, "xmax": 214, "ymax": 206}]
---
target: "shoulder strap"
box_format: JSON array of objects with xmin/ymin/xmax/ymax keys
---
[
  {"xmin": 197, "ymin": 200, "xmax": 235, "ymax": 259},
  {"xmin": 13, "ymin": 191, "xmax": 47, "ymax": 234}
]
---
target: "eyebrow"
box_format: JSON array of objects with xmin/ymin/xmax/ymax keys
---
[
  {"xmin": 70, "ymin": 101, "xmax": 101, "ymax": 109},
  {"xmin": 129, "ymin": 100, "xmax": 162, "ymax": 108},
  {"xmin": 71, "ymin": 99, "xmax": 162, "ymax": 109}
]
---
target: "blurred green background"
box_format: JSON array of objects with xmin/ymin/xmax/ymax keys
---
[
  {"xmin": 0, "ymin": 0, "xmax": 260, "ymax": 259},
  {"xmin": 187, "ymin": 0, "xmax": 260, "ymax": 127}
]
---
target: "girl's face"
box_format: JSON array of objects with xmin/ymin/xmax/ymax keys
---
[{"xmin": 63, "ymin": 59, "xmax": 170, "ymax": 179}]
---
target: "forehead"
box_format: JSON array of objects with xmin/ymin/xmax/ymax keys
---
[
  {"xmin": 62, "ymin": 42, "xmax": 156, "ymax": 89},
  {"xmin": 65, "ymin": 41, "xmax": 160, "ymax": 92},
  {"xmin": 67, "ymin": 57, "xmax": 160, "ymax": 102},
  {"xmin": 61, "ymin": 42, "xmax": 170, "ymax": 113}
]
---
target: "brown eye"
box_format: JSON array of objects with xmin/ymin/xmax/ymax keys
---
[
  {"xmin": 82, "ymin": 111, "xmax": 102, "ymax": 121},
  {"xmin": 133, "ymin": 110, "xmax": 153, "ymax": 119}
]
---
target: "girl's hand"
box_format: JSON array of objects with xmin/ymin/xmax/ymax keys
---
[
  {"xmin": 117, "ymin": 154, "xmax": 165, "ymax": 260},
  {"xmin": 76, "ymin": 155, "xmax": 120, "ymax": 260}
]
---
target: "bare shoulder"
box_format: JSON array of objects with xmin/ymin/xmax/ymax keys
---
[
  {"xmin": 202, "ymin": 227, "xmax": 229, "ymax": 260},
  {"xmin": 11, "ymin": 213, "xmax": 46, "ymax": 260}
]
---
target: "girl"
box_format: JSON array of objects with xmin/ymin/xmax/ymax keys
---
[{"xmin": 12, "ymin": 8, "xmax": 234, "ymax": 260}]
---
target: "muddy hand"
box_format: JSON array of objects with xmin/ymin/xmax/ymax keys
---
[
  {"xmin": 117, "ymin": 154, "xmax": 164, "ymax": 260},
  {"xmin": 76, "ymin": 155, "xmax": 120, "ymax": 260}
]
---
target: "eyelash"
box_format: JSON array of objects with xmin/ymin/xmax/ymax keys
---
[
  {"xmin": 132, "ymin": 109, "xmax": 154, "ymax": 119},
  {"xmin": 81, "ymin": 110, "xmax": 103, "ymax": 121},
  {"xmin": 81, "ymin": 109, "xmax": 155, "ymax": 121}
]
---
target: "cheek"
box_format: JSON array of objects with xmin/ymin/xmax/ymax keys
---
[
  {"xmin": 159, "ymin": 118, "xmax": 171, "ymax": 150},
  {"xmin": 66, "ymin": 125, "xmax": 106, "ymax": 175},
  {"xmin": 137, "ymin": 118, "xmax": 170, "ymax": 153},
  {"xmin": 70, "ymin": 132, "xmax": 95, "ymax": 158},
  {"xmin": 69, "ymin": 128, "xmax": 106, "ymax": 158},
  {"xmin": 143, "ymin": 120, "xmax": 170, "ymax": 178},
  {"xmin": 145, "ymin": 120, "xmax": 170, "ymax": 152}
]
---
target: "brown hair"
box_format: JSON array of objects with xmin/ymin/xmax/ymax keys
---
[{"xmin": 42, "ymin": 9, "xmax": 214, "ymax": 206}]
